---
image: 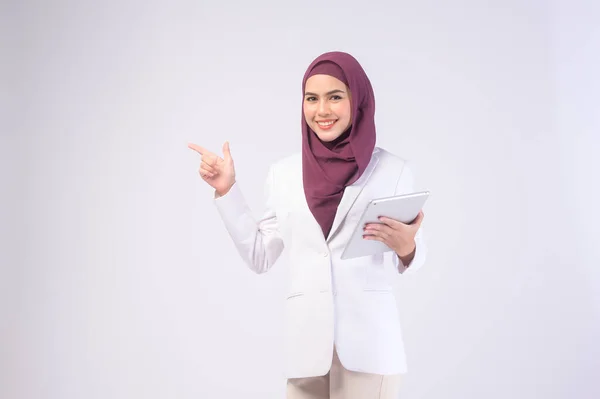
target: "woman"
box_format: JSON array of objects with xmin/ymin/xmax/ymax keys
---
[{"xmin": 188, "ymin": 51, "xmax": 427, "ymax": 399}]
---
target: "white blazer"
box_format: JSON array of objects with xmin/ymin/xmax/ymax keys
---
[{"xmin": 214, "ymin": 147, "xmax": 427, "ymax": 379}]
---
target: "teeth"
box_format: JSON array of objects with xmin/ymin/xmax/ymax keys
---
[{"xmin": 318, "ymin": 121, "xmax": 335, "ymax": 126}]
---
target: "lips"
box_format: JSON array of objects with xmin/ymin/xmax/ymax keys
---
[{"xmin": 316, "ymin": 120, "xmax": 337, "ymax": 130}]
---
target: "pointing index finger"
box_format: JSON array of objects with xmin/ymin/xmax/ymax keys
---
[{"xmin": 188, "ymin": 143, "xmax": 209, "ymax": 156}]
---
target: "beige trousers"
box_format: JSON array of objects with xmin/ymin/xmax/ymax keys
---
[{"xmin": 286, "ymin": 347, "xmax": 402, "ymax": 399}]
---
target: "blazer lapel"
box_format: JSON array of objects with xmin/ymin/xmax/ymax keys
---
[{"xmin": 326, "ymin": 148, "xmax": 380, "ymax": 242}]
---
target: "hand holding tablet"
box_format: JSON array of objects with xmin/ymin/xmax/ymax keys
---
[{"xmin": 340, "ymin": 191, "xmax": 430, "ymax": 260}]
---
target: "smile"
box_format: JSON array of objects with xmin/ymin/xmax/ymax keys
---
[{"xmin": 316, "ymin": 120, "xmax": 337, "ymax": 130}]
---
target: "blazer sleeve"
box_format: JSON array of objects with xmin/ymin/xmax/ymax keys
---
[
  {"xmin": 213, "ymin": 165, "xmax": 284, "ymax": 274},
  {"xmin": 389, "ymin": 161, "xmax": 428, "ymax": 275}
]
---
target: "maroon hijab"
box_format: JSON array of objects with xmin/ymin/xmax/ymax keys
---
[{"xmin": 301, "ymin": 52, "xmax": 376, "ymax": 238}]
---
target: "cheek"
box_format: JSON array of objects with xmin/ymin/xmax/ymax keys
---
[
  {"xmin": 334, "ymin": 103, "xmax": 352, "ymax": 121},
  {"xmin": 344, "ymin": 102, "xmax": 352, "ymax": 120},
  {"xmin": 303, "ymin": 106, "xmax": 315, "ymax": 122}
]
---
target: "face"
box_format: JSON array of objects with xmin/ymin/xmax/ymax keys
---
[{"xmin": 303, "ymin": 74, "xmax": 352, "ymax": 142}]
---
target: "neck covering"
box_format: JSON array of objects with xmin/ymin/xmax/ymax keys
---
[{"xmin": 301, "ymin": 51, "xmax": 376, "ymax": 238}]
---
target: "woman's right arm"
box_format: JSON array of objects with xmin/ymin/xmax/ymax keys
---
[
  {"xmin": 213, "ymin": 165, "xmax": 284, "ymax": 274},
  {"xmin": 188, "ymin": 140, "xmax": 284, "ymax": 273}
]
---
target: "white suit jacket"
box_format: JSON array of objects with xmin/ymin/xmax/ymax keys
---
[{"xmin": 214, "ymin": 147, "xmax": 427, "ymax": 379}]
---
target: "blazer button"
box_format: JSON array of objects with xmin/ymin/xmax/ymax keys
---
[{"xmin": 322, "ymin": 252, "xmax": 329, "ymax": 257}]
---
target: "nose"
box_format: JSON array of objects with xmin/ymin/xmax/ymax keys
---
[{"xmin": 317, "ymin": 99, "xmax": 331, "ymax": 116}]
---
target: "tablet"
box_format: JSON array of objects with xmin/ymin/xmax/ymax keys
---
[{"xmin": 340, "ymin": 191, "xmax": 430, "ymax": 260}]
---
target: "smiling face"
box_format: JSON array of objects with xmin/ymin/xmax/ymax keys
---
[{"xmin": 303, "ymin": 74, "xmax": 352, "ymax": 142}]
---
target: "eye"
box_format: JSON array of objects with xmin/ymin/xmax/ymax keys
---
[
  {"xmin": 331, "ymin": 95, "xmax": 342, "ymax": 100},
  {"xmin": 305, "ymin": 96, "xmax": 317, "ymax": 102}
]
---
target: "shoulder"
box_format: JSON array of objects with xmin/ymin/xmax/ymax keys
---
[
  {"xmin": 267, "ymin": 152, "xmax": 302, "ymax": 181},
  {"xmin": 273, "ymin": 152, "xmax": 301, "ymax": 168},
  {"xmin": 267, "ymin": 148, "xmax": 411, "ymax": 170},
  {"xmin": 271, "ymin": 152, "xmax": 302, "ymax": 171},
  {"xmin": 375, "ymin": 147, "xmax": 423, "ymax": 195},
  {"xmin": 267, "ymin": 147, "xmax": 414, "ymax": 174},
  {"xmin": 375, "ymin": 146, "xmax": 409, "ymax": 171},
  {"xmin": 374, "ymin": 147, "xmax": 420, "ymax": 189}
]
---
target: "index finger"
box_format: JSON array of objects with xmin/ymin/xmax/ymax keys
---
[
  {"xmin": 378, "ymin": 210, "xmax": 423, "ymax": 228},
  {"xmin": 375, "ymin": 216, "xmax": 405, "ymax": 229},
  {"xmin": 187, "ymin": 143, "xmax": 210, "ymax": 156}
]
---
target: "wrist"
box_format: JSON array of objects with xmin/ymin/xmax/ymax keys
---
[
  {"xmin": 215, "ymin": 181, "xmax": 235, "ymax": 197},
  {"xmin": 396, "ymin": 241, "xmax": 416, "ymax": 258}
]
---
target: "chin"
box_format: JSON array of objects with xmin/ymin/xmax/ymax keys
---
[
  {"xmin": 313, "ymin": 128, "xmax": 344, "ymax": 142},
  {"xmin": 317, "ymin": 134, "xmax": 340, "ymax": 142}
]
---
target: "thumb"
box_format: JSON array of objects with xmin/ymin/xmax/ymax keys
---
[
  {"xmin": 222, "ymin": 141, "xmax": 233, "ymax": 163},
  {"xmin": 412, "ymin": 210, "xmax": 424, "ymax": 227}
]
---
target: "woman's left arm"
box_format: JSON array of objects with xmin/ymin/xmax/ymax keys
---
[{"xmin": 363, "ymin": 161, "xmax": 427, "ymax": 274}]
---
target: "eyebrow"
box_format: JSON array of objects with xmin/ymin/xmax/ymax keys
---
[{"xmin": 304, "ymin": 89, "xmax": 346, "ymax": 96}]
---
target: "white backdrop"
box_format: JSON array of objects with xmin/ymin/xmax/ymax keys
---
[{"xmin": 2, "ymin": 0, "xmax": 599, "ymax": 398}]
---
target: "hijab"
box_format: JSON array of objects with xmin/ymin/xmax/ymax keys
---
[{"xmin": 301, "ymin": 51, "xmax": 376, "ymax": 238}]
